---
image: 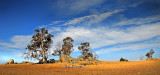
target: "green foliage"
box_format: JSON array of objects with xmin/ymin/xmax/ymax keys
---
[
  {"xmin": 78, "ymin": 42, "xmax": 91, "ymax": 59},
  {"xmin": 23, "ymin": 28, "xmax": 54, "ymax": 63},
  {"xmin": 78, "ymin": 42, "xmax": 98, "ymax": 60},
  {"xmin": 120, "ymin": 58, "xmax": 128, "ymax": 61},
  {"xmin": 62, "ymin": 37, "xmax": 74, "ymax": 55},
  {"xmin": 145, "ymin": 49, "xmax": 154, "ymax": 59},
  {"xmin": 53, "ymin": 37, "xmax": 74, "ymax": 56}
]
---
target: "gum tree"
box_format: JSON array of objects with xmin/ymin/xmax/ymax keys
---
[
  {"xmin": 145, "ymin": 49, "xmax": 154, "ymax": 59},
  {"xmin": 62, "ymin": 37, "xmax": 74, "ymax": 56},
  {"xmin": 53, "ymin": 37, "xmax": 74, "ymax": 56},
  {"xmin": 78, "ymin": 42, "xmax": 93, "ymax": 59},
  {"xmin": 23, "ymin": 28, "xmax": 54, "ymax": 63}
]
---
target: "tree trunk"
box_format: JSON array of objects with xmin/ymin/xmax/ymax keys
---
[
  {"xmin": 41, "ymin": 34, "xmax": 46, "ymax": 63},
  {"xmin": 84, "ymin": 52, "xmax": 86, "ymax": 59},
  {"xmin": 42, "ymin": 48, "xmax": 46, "ymax": 63}
]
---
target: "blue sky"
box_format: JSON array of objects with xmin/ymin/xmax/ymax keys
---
[{"xmin": 0, "ymin": 0, "xmax": 160, "ymax": 64}]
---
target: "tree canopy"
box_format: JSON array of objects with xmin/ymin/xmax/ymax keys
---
[
  {"xmin": 23, "ymin": 28, "xmax": 54, "ymax": 63},
  {"xmin": 53, "ymin": 37, "xmax": 74, "ymax": 56},
  {"xmin": 145, "ymin": 49, "xmax": 154, "ymax": 59},
  {"xmin": 78, "ymin": 42, "xmax": 98, "ymax": 59}
]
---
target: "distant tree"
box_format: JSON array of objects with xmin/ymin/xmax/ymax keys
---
[
  {"xmin": 140, "ymin": 56, "xmax": 144, "ymax": 61},
  {"xmin": 145, "ymin": 52, "xmax": 150, "ymax": 59},
  {"xmin": 78, "ymin": 42, "xmax": 98, "ymax": 60},
  {"xmin": 120, "ymin": 57, "xmax": 128, "ymax": 61},
  {"xmin": 145, "ymin": 49, "xmax": 154, "ymax": 59},
  {"xmin": 23, "ymin": 28, "xmax": 54, "ymax": 63},
  {"xmin": 93, "ymin": 52, "xmax": 99, "ymax": 60},
  {"xmin": 149, "ymin": 49, "xmax": 154, "ymax": 59},
  {"xmin": 78, "ymin": 42, "xmax": 90, "ymax": 59},
  {"xmin": 62, "ymin": 37, "xmax": 74, "ymax": 56},
  {"xmin": 52, "ymin": 41, "xmax": 63, "ymax": 56}
]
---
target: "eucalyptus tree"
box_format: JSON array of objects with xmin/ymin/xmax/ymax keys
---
[
  {"xmin": 149, "ymin": 49, "xmax": 154, "ymax": 59},
  {"xmin": 23, "ymin": 28, "xmax": 54, "ymax": 63},
  {"xmin": 145, "ymin": 49, "xmax": 154, "ymax": 59},
  {"xmin": 62, "ymin": 37, "xmax": 74, "ymax": 56},
  {"xmin": 78, "ymin": 42, "xmax": 92, "ymax": 59},
  {"xmin": 53, "ymin": 37, "xmax": 74, "ymax": 56}
]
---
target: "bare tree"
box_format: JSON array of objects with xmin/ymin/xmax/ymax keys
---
[
  {"xmin": 149, "ymin": 49, "xmax": 154, "ymax": 59},
  {"xmin": 23, "ymin": 28, "xmax": 54, "ymax": 63},
  {"xmin": 52, "ymin": 41, "xmax": 63, "ymax": 56},
  {"xmin": 145, "ymin": 49, "xmax": 154, "ymax": 59},
  {"xmin": 140, "ymin": 56, "xmax": 144, "ymax": 61},
  {"xmin": 93, "ymin": 52, "xmax": 99, "ymax": 60},
  {"xmin": 62, "ymin": 37, "xmax": 74, "ymax": 56}
]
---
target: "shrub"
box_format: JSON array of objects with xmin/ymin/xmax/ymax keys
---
[
  {"xmin": 120, "ymin": 58, "xmax": 128, "ymax": 61},
  {"xmin": 47, "ymin": 59, "xmax": 55, "ymax": 63}
]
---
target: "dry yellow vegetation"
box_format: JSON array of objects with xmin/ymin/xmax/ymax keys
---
[{"xmin": 0, "ymin": 60, "xmax": 160, "ymax": 75}]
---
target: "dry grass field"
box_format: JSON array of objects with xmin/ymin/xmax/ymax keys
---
[{"xmin": 0, "ymin": 60, "xmax": 160, "ymax": 75}]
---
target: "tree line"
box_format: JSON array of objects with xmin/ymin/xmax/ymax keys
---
[
  {"xmin": 22, "ymin": 28, "xmax": 156, "ymax": 63},
  {"xmin": 23, "ymin": 28, "xmax": 97, "ymax": 63}
]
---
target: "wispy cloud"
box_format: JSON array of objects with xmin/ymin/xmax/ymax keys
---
[
  {"xmin": 48, "ymin": 27, "xmax": 62, "ymax": 33},
  {"xmin": 96, "ymin": 37, "xmax": 160, "ymax": 54},
  {"xmin": 0, "ymin": 35, "xmax": 32, "ymax": 49},
  {"xmin": 38, "ymin": 21, "xmax": 64, "ymax": 28},
  {"xmin": 51, "ymin": 21, "xmax": 64, "ymax": 25},
  {"xmin": 55, "ymin": 0, "xmax": 104, "ymax": 15},
  {"xmin": 129, "ymin": 2, "xmax": 143, "ymax": 7},
  {"xmin": 52, "ymin": 22, "xmax": 160, "ymax": 50},
  {"xmin": 62, "ymin": 9, "xmax": 124, "ymax": 26},
  {"xmin": 114, "ymin": 15, "xmax": 160, "ymax": 26}
]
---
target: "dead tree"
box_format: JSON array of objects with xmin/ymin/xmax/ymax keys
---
[{"xmin": 52, "ymin": 41, "xmax": 63, "ymax": 56}]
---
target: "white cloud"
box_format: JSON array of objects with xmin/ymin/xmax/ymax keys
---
[
  {"xmin": 0, "ymin": 35, "xmax": 32, "ymax": 49},
  {"xmin": 1, "ymin": 22, "xmax": 160, "ymax": 56},
  {"xmin": 114, "ymin": 15, "xmax": 160, "ymax": 26},
  {"xmin": 96, "ymin": 38, "xmax": 160, "ymax": 54},
  {"xmin": 56, "ymin": 0, "xmax": 104, "ymax": 14},
  {"xmin": 38, "ymin": 25, "xmax": 47, "ymax": 28},
  {"xmin": 62, "ymin": 9, "xmax": 124, "ymax": 26},
  {"xmin": 38, "ymin": 21, "xmax": 64, "ymax": 29},
  {"xmin": 51, "ymin": 21, "xmax": 64, "ymax": 25},
  {"xmin": 53, "ymin": 22, "xmax": 160, "ymax": 51},
  {"xmin": 48, "ymin": 27, "xmax": 62, "ymax": 33},
  {"xmin": 129, "ymin": 2, "xmax": 143, "ymax": 7}
]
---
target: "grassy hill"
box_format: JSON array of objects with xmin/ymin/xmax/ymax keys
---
[{"xmin": 0, "ymin": 60, "xmax": 160, "ymax": 75}]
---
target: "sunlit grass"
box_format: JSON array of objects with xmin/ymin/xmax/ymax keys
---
[{"xmin": 0, "ymin": 60, "xmax": 160, "ymax": 75}]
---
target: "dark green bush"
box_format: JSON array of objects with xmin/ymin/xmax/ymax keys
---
[{"xmin": 120, "ymin": 58, "xmax": 128, "ymax": 61}]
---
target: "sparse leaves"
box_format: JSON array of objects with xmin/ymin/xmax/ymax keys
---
[
  {"xmin": 62, "ymin": 37, "xmax": 74, "ymax": 56},
  {"xmin": 78, "ymin": 42, "xmax": 98, "ymax": 60},
  {"xmin": 23, "ymin": 28, "xmax": 54, "ymax": 63},
  {"xmin": 145, "ymin": 49, "xmax": 154, "ymax": 59},
  {"xmin": 53, "ymin": 37, "xmax": 74, "ymax": 56}
]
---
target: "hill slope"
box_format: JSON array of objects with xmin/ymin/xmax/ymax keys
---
[{"xmin": 0, "ymin": 60, "xmax": 160, "ymax": 75}]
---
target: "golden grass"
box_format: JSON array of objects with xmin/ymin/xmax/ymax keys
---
[{"xmin": 0, "ymin": 60, "xmax": 160, "ymax": 75}]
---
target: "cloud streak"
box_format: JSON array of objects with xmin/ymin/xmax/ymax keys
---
[
  {"xmin": 114, "ymin": 15, "xmax": 160, "ymax": 26},
  {"xmin": 0, "ymin": 35, "xmax": 32, "ymax": 49},
  {"xmin": 129, "ymin": 2, "xmax": 143, "ymax": 7},
  {"xmin": 96, "ymin": 38, "xmax": 160, "ymax": 54},
  {"xmin": 55, "ymin": 0, "xmax": 104, "ymax": 15},
  {"xmin": 62, "ymin": 9, "xmax": 124, "ymax": 26}
]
